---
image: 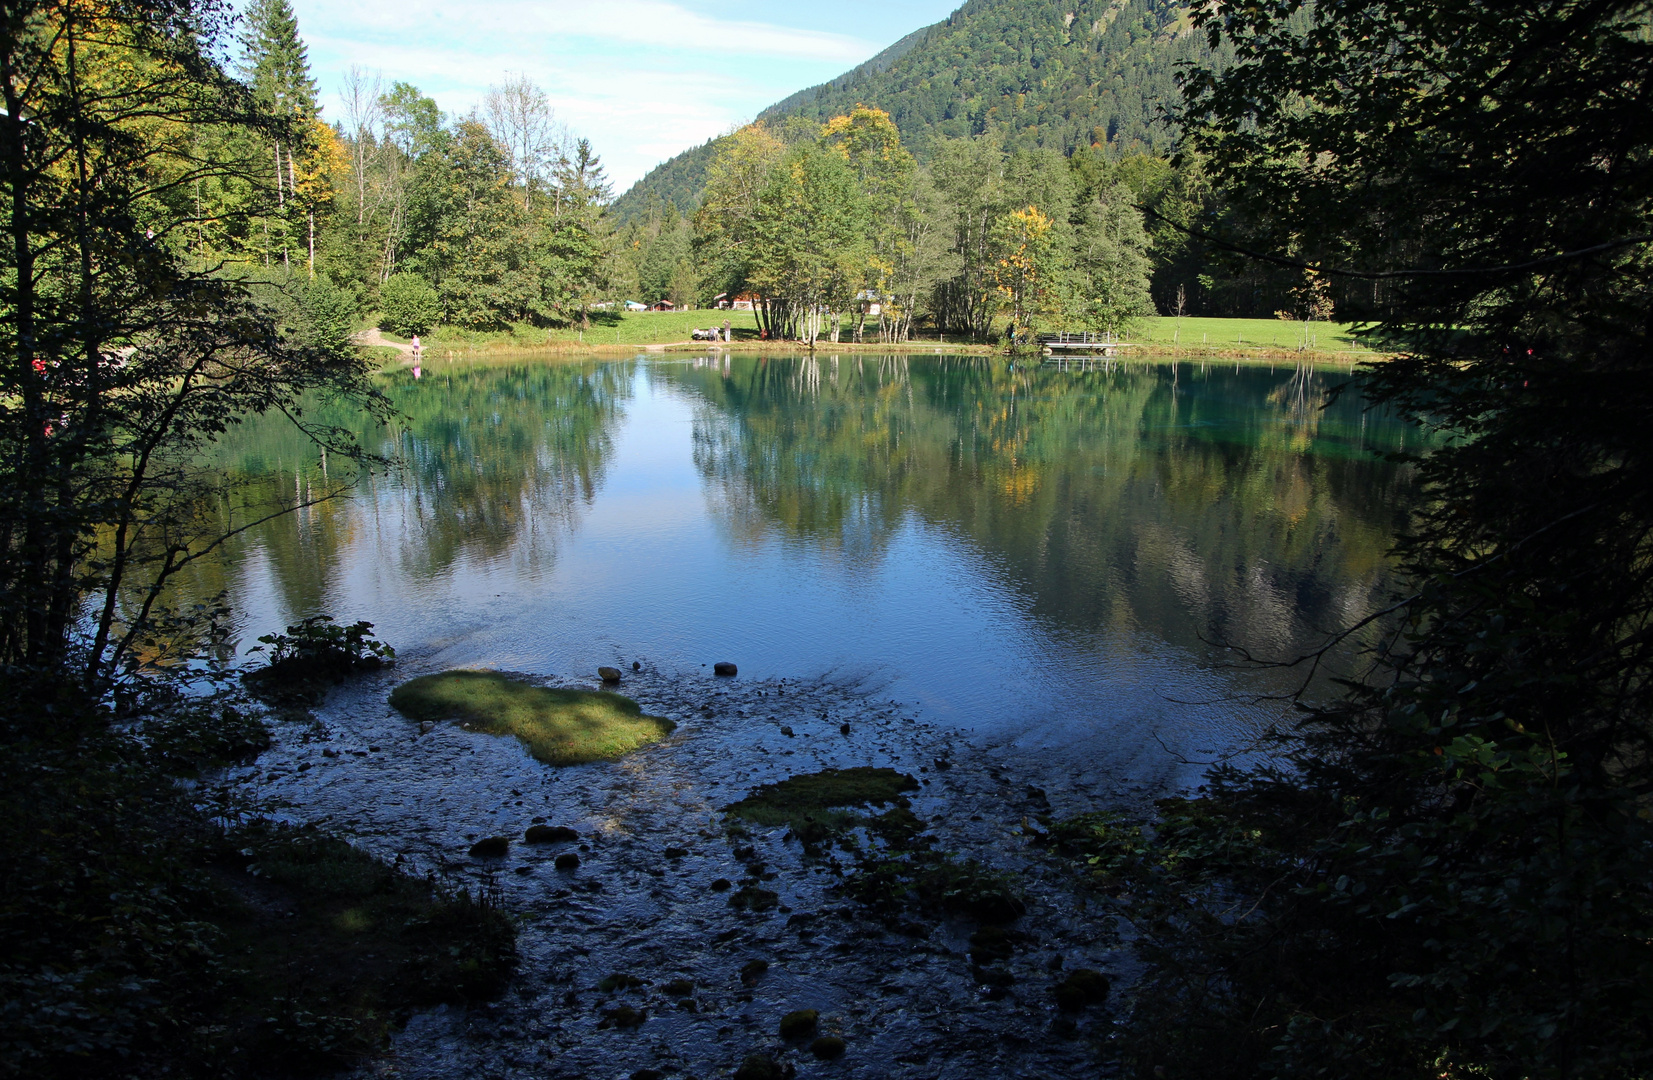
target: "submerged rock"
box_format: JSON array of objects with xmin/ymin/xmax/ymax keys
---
[
  {"xmin": 810, "ymin": 1035, "xmax": 847, "ymax": 1060},
  {"xmin": 599, "ymin": 1004, "xmax": 646, "ymax": 1028},
  {"xmin": 739, "ymin": 959, "xmax": 769, "ymax": 986},
  {"xmin": 732, "ymin": 1053, "xmax": 791, "ymax": 1080},
  {"xmin": 597, "ymin": 972, "xmax": 650, "ymax": 992},
  {"xmin": 468, "ymin": 836, "xmax": 510, "ymax": 857},
  {"xmin": 710, "ymin": 877, "xmax": 732, "ymax": 892},
  {"xmin": 663, "ymin": 978, "xmax": 695, "ymax": 997},
  {"xmin": 554, "ymin": 852, "xmax": 581, "ymax": 870},
  {"xmin": 524, "ymin": 824, "xmax": 579, "ymax": 844},
  {"xmin": 1051, "ymin": 968, "xmax": 1110, "ymax": 1011},
  {"xmin": 779, "ymin": 1008, "xmax": 818, "ymax": 1041}
]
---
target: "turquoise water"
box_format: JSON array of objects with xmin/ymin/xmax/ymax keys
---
[{"xmin": 203, "ymin": 352, "xmax": 1418, "ymax": 793}]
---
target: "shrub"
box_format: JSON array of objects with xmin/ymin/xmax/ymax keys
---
[{"xmin": 379, "ymin": 272, "xmax": 441, "ymax": 337}]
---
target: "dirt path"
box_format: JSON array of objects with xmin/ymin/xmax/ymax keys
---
[{"xmin": 354, "ymin": 327, "xmax": 413, "ymax": 354}]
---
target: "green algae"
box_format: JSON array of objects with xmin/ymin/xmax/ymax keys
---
[{"xmin": 723, "ymin": 767, "xmax": 922, "ymax": 852}]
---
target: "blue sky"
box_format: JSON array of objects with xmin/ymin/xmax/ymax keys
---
[{"xmin": 288, "ymin": 0, "xmax": 963, "ymax": 193}]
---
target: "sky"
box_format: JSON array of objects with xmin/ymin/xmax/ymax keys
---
[{"xmin": 286, "ymin": 0, "xmax": 963, "ymax": 194}]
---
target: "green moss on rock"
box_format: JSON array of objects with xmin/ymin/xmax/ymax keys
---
[{"xmin": 389, "ymin": 670, "xmax": 674, "ymax": 765}]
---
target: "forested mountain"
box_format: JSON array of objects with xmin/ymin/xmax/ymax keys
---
[{"xmin": 613, "ymin": 0, "xmax": 1213, "ymax": 223}]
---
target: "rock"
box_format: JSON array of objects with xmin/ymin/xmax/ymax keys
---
[
  {"xmin": 839, "ymin": 723, "xmax": 851, "ymax": 735},
  {"xmin": 598, "ymin": 972, "xmax": 650, "ymax": 992},
  {"xmin": 1052, "ymin": 968, "xmax": 1110, "ymax": 1012},
  {"xmin": 524, "ymin": 824, "xmax": 579, "ymax": 844},
  {"xmin": 631, "ymin": 1071, "xmax": 666, "ymax": 1080},
  {"xmin": 468, "ymin": 836, "xmax": 510, "ymax": 857},
  {"xmin": 710, "ymin": 877, "xmax": 732, "ymax": 891},
  {"xmin": 663, "ymin": 978, "xmax": 695, "ymax": 997},
  {"xmin": 664, "ymin": 846, "xmax": 689, "ymax": 859},
  {"xmin": 732, "ymin": 1054, "xmax": 788, "ymax": 1080},
  {"xmin": 598, "ymin": 1004, "xmax": 646, "ymax": 1029},
  {"xmin": 419, "ymin": 720, "xmax": 435, "ymax": 734},
  {"xmin": 969, "ymin": 926, "xmax": 1016, "ymax": 965},
  {"xmin": 729, "ymin": 885, "xmax": 779, "ymax": 912},
  {"xmin": 739, "ymin": 959, "xmax": 769, "ymax": 986},
  {"xmin": 598, "ymin": 666, "xmax": 622, "ymax": 683},
  {"xmin": 713, "ymin": 661, "xmax": 737, "ymax": 676},
  {"xmin": 778, "ymin": 1008, "xmax": 818, "ymax": 1041},
  {"xmin": 555, "ymin": 852, "xmax": 581, "ymax": 870},
  {"xmin": 779, "ymin": 726, "xmax": 794, "ymax": 737},
  {"xmin": 632, "ymin": 661, "xmax": 641, "ymax": 671},
  {"xmin": 810, "ymin": 1035, "xmax": 847, "ymax": 1060}
]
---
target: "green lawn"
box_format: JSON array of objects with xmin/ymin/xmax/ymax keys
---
[
  {"xmin": 378, "ymin": 309, "xmax": 761, "ymax": 351},
  {"xmin": 1135, "ymin": 316, "xmax": 1375, "ymax": 352},
  {"xmin": 375, "ymin": 310, "xmax": 1378, "ymax": 353}
]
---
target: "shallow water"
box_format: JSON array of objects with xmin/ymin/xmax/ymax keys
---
[{"xmin": 202, "ymin": 351, "xmax": 1420, "ymax": 1077}]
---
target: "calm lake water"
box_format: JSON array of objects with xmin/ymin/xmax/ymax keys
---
[{"xmin": 200, "ymin": 352, "xmax": 1418, "ymax": 795}]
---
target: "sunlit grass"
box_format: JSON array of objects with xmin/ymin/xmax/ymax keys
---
[
  {"xmin": 389, "ymin": 671, "xmax": 675, "ymax": 765},
  {"xmin": 1137, "ymin": 316, "xmax": 1375, "ymax": 352}
]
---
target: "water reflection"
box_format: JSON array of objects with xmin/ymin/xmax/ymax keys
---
[
  {"xmin": 170, "ymin": 352, "xmax": 1419, "ymax": 790},
  {"xmin": 200, "ymin": 360, "xmax": 632, "ymax": 619},
  {"xmin": 661, "ymin": 354, "xmax": 1414, "ymax": 675}
]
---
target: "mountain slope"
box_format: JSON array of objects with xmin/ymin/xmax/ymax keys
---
[{"xmin": 611, "ymin": 0, "xmax": 1212, "ymax": 222}]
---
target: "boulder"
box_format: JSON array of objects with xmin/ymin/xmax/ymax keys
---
[
  {"xmin": 713, "ymin": 661, "xmax": 737, "ymax": 676},
  {"xmin": 555, "ymin": 851, "xmax": 581, "ymax": 870},
  {"xmin": 468, "ymin": 836, "xmax": 510, "ymax": 857},
  {"xmin": 598, "ymin": 666, "xmax": 622, "ymax": 683}
]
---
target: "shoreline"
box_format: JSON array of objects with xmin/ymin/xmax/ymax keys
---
[{"xmin": 373, "ymin": 338, "xmax": 1386, "ymax": 371}]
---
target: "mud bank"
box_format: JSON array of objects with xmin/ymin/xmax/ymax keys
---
[{"xmin": 229, "ymin": 660, "xmax": 1143, "ymax": 1079}]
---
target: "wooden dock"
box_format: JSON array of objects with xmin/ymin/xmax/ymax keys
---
[{"xmin": 1038, "ymin": 332, "xmax": 1137, "ymax": 356}]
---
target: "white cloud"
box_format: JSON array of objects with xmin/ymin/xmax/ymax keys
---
[
  {"xmin": 302, "ymin": 0, "xmax": 875, "ymax": 62},
  {"xmin": 291, "ymin": 0, "xmax": 890, "ymax": 190}
]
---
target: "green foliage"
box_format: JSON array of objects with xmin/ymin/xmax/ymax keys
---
[
  {"xmin": 1095, "ymin": 1, "xmax": 1653, "ymax": 1077},
  {"xmin": 379, "ymin": 271, "xmax": 441, "ymax": 336},
  {"xmin": 1070, "ymin": 182, "xmax": 1153, "ymax": 334},
  {"xmin": 388, "ymin": 670, "xmax": 675, "ymax": 764},
  {"xmin": 249, "ymin": 615, "xmax": 395, "ymax": 680},
  {"xmin": 294, "ymin": 274, "xmax": 359, "ymax": 355}
]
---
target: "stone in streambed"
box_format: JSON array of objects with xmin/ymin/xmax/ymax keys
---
[
  {"xmin": 468, "ymin": 836, "xmax": 510, "ymax": 857},
  {"xmin": 598, "ymin": 666, "xmax": 622, "ymax": 683},
  {"xmin": 739, "ymin": 959, "xmax": 769, "ymax": 985},
  {"xmin": 525, "ymin": 824, "xmax": 579, "ymax": 843},
  {"xmin": 732, "ymin": 1054, "xmax": 787, "ymax": 1080},
  {"xmin": 779, "ymin": 1009, "xmax": 818, "ymax": 1041},
  {"xmin": 554, "ymin": 852, "xmax": 581, "ymax": 870},
  {"xmin": 713, "ymin": 662, "xmax": 737, "ymax": 676},
  {"xmin": 1052, "ymin": 967, "xmax": 1110, "ymax": 1011},
  {"xmin": 810, "ymin": 1035, "xmax": 846, "ymax": 1060}
]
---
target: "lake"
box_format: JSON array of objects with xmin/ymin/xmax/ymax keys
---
[{"xmin": 201, "ymin": 351, "xmax": 1418, "ymax": 797}]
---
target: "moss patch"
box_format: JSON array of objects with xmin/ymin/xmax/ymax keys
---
[
  {"xmin": 389, "ymin": 670, "xmax": 674, "ymax": 765},
  {"xmin": 724, "ymin": 767, "xmax": 921, "ymax": 852}
]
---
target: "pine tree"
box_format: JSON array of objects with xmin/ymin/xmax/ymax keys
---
[
  {"xmin": 240, "ymin": 0, "xmax": 316, "ymax": 120},
  {"xmin": 240, "ymin": 0, "xmax": 319, "ymax": 271}
]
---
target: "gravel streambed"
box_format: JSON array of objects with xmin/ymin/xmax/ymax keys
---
[{"xmin": 230, "ymin": 660, "xmax": 1132, "ymax": 1080}]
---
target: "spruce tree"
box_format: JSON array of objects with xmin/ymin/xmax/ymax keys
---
[{"xmin": 240, "ymin": 0, "xmax": 316, "ymax": 119}]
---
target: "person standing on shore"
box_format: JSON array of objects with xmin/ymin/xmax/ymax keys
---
[{"xmin": 722, "ymin": 320, "xmax": 731, "ymax": 343}]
